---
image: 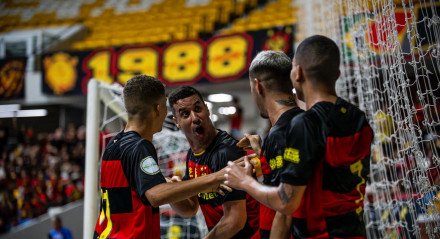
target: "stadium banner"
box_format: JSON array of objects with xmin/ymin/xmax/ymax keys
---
[
  {"xmin": 342, "ymin": 3, "xmax": 439, "ymax": 60},
  {"xmin": 0, "ymin": 58, "xmax": 26, "ymax": 100},
  {"xmin": 41, "ymin": 26, "xmax": 294, "ymax": 95}
]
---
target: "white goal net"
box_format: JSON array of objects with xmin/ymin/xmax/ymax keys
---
[
  {"xmin": 295, "ymin": 0, "xmax": 440, "ymax": 238},
  {"xmin": 83, "ymin": 79, "xmax": 207, "ymax": 239}
]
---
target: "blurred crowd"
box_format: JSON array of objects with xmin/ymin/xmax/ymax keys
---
[{"xmin": 0, "ymin": 121, "xmax": 85, "ymax": 234}]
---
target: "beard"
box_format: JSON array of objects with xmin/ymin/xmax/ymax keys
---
[
  {"xmin": 260, "ymin": 111, "xmax": 269, "ymax": 119},
  {"xmin": 296, "ymin": 90, "xmax": 305, "ymax": 102},
  {"xmin": 257, "ymin": 100, "xmax": 268, "ymax": 119}
]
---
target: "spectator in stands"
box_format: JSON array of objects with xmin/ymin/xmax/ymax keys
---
[
  {"xmin": 0, "ymin": 123, "xmax": 86, "ymax": 235},
  {"xmin": 0, "ymin": 120, "xmax": 8, "ymax": 153},
  {"xmin": 48, "ymin": 216, "xmax": 73, "ymax": 239},
  {"xmin": 225, "ymin": 35, "xmax": 374, "ymax": 238},
  {"xmin": 50, "ymin": 127, "xmax": 64, "ymax": 151},
  {"xmin": 5, "ymin": 118, "xmax": 24, "ymax": 148},
  {"xmin": 168, "ymin": 86, "xmax": 260, "ymax": 238}
]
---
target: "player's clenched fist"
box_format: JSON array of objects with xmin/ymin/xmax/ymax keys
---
[{"xmin": 224, "ymin": 156, "xmax": 254, "ymax": 190}]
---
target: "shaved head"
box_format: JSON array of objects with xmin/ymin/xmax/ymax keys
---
[{"xmin": 295, "ymin": 35, "xmax": 340, "ymax": 87}]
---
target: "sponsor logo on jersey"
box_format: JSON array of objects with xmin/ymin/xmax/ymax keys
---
[{"xmin": 284, "ymin": 148, "xmax": 300, "ymax": 164}]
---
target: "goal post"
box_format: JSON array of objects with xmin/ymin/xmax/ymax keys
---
[
  {"xmin": 83, "ymin": 79, "xmax": 100, "ymax": 239},
  {"xmin": 83, "ymin": 79, "xmax": 128, "ymax": 239}
]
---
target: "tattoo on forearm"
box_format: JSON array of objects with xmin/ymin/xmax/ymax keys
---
[
  {"xmin": 276, "ymin": 96, "xmax": 297, "ymax": 107},
  {"xmin": 278, "ymin": 184, "xmax": 294, "ymax": 204}
]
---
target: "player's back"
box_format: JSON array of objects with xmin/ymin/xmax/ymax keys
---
[
  {"xmin": 262, "ymin": 107, "xmax": 304, "ymax": 186},
  {"xmin": 314, "ymin": 97, "xmax": 373, "ymax": 237},
  {"xmin": 287, "ymin": 97, "xmax": 373, "ymax": 238},
  {"xmin": 259, "ymin": 107, "xmax": 304, "ymax": 238},
  {"xmin": 95, "ymin": 131, "xmax": 162, "ymax": 239}
]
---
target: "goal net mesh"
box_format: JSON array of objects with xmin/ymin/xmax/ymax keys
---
[{"xmin": 295, "ymin": 0, "xmax": 440, "ymax": 238}]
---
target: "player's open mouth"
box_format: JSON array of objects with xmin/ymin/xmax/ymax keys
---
[{"xmin": 195, "ymin": 126, "xmax": 204, "ymax": 136}]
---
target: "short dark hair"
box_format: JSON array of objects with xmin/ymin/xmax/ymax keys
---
[
  {"xmin": 295, "ymin": 35, "xmax": 340, "ymax": 85},
  {"xmin": 123, "ymin": 75, "xmax": 165, "ymax": 118},
  {"xmin": 249, "ymin": 50, "xmax": 293, "ymax": 94},
  {"xmin": 168, "ymin": 86, "xmax": 204, "ymax": 115}
]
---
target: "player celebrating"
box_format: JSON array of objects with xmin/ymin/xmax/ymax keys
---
[
  {"xmin": 225, "ymin": 35, "xmax": 373, "ymax": 238},
  {"xmin": 94, "ymin": 75, "xmax": 230, "ymax": 239},
  {"xmin": 237, "ymin": 50, "xmax": 304, "ymax": 239},
  {"xmin": 168, "ymin": 86, "xmax": 259, "ymax": 239}
]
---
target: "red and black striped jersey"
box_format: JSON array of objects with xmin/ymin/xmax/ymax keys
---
[
  {"xmin": 259, "ymin": 107, "xmax": 304, "ymax": 238},
  {"xmin": 94, "ymin": 131, "xmax": 166, "ymax": 239},
  {"xmin": 281, "ymin": 97, "xmax": 373, "ymax": 239},
  {"xmin": 184, "ymin": 130, "xmax": 259, "ymax": 239}
]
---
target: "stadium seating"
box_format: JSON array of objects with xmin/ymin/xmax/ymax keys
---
[
  {"xmin": 0, "ymin": 0, "xmax": 297, "ymax": 50},
  {"xmin": 69, "ymin": 0, "xmax": 261, "ymax": 49},
  {"xmin": 220, "ymin": 0, "xmax": 296, "ymax": 34}
]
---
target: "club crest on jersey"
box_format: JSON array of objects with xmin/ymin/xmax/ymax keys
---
[{"xmin": 140, "ymin": 156, "xmax": 160, "ymax": 175}]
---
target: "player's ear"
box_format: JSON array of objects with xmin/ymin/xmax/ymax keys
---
[
  {"xmin": 154, "ymin": 103, "xmax": 160, "ymax": 116},
  {"xmin": 255, "ymin": 78, "xmax": 264, "ymax": 96},
  {"xmin": 296, "ymin": 65, "xmax": 304, "ymax": 82},
  {"xmin": 251, "ymin": 78, "xmax": 257, "ymax": 87}
]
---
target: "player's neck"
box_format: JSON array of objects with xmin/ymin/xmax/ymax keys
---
[
  {"xmin": 304, "ymin": 90, "xmax": 337, "ymax": 110},
  {"xmin": 124, "ymin": 120, "xmax": 155, "ymax": 142},
  {"xmin": 303, "ymin": 81, "xmax": 337, "ymax": 109},
  {"xmin": 267, "ymin": 93, "xmax": 297, "ymax": 125}
]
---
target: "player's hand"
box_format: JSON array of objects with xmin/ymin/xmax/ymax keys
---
[
  {"xmin": 170, "ymin": 176, "xmax": 182, "ymax": 182},
  {"xmin": 232, "ymin": 153, "xmax": 257, "ymax": 167},
  {"xmin": 165, "ymin": 176, "xmax": 182, "ymax": 183},
  {"xmin": 236, "ymin": 136, "xmax": 251, "ymax": 148},
  {"xmin": 236, "ymin": 134, "xmax": 261, "ymax": 157},
  {"xmin": 224, "ymin": 156, "xmax": 254, "ymax": 190},
  {"xmin": 216, "ymin": 184, "xmax": 232, "ymax": 196}
]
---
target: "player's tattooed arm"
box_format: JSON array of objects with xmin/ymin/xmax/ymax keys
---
[
  {"xmin": 269, "ymin": 183, "xmax": 306, "ymax": 215},
  {"xmin": 278, "ymin": 183, "xmax": 295, "ymax": 204},
  {"xmin": 225, "ymin": 158, "xmax": 306, "ymax": 215}
]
